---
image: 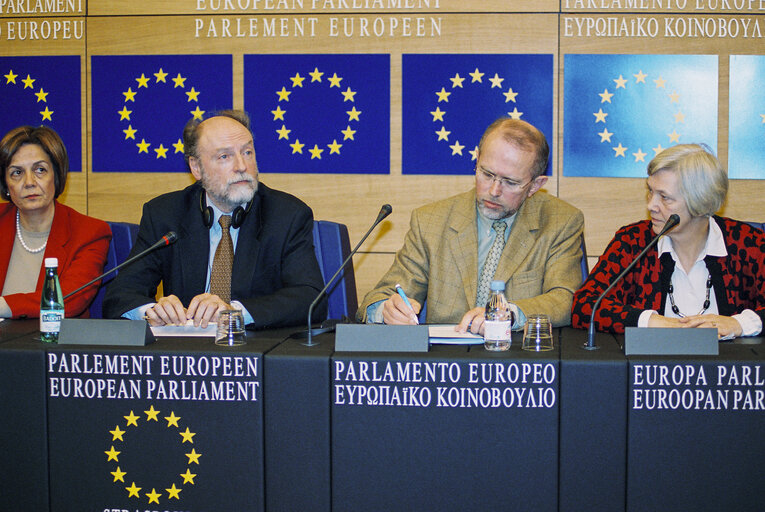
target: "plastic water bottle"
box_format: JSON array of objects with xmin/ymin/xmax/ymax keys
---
[
  {"xmin": 484, "ymin": 280, "xmax": 513, "ymax": 351},
  {"xmin": 40, "ymin": 257, "xmax": 64, "ymax": 343}
]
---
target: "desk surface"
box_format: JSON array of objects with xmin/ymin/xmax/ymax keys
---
[{"xmin": 0, "ymin": 322, "xmax": 762, "ymax": 512}]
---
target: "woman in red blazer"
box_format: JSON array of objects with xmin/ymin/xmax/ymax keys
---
[{"xmin": 0, "ymin": 126, "xmax": 111, "ymax": 319}]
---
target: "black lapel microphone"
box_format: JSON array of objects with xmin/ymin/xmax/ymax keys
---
[
  {"xmin": 63, "ymin": 231, "xmax": 178, "ymax": 301},
  {"xmin": 303, "ymin": 204, "xmax": 392, "ymax": 346},
  {"xmin": 583, "ymin": 214, "xmax": 680, "ymax": 350}
]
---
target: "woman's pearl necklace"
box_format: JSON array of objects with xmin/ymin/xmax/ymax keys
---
[{"xmin": 16, "ymin": 210, "xmax": 48, "ymax": 253}]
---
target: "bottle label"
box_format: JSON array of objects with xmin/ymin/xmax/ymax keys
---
[
  {"xmin": 484, "ymin": 320, "xmax": 511, "ymax": 340},
  {"xmin": 40, "ymin": 310, "xmax": 64, "ymax": 333}
]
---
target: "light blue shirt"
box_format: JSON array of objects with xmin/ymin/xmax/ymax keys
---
[
  {"xmin": 367, "ymin": 205, "xmax": 526, "ymax": 328},
  {"xmin": 122, "ymin": 199, "xmax": 254, "ymax": 325}
]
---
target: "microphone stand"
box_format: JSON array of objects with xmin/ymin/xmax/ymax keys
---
[
  {"xmin": 583, "ymin": 215, "xmax": 679, "ymax": 350},
  {"xmin": 304, "ymin": 205, "xmax": 392, "ymax": 346},
  {"xmin": 63, "ymin": 231, "xmax": 177, "ymax": 302}
]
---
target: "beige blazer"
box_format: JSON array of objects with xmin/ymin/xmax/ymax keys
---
[{"xmin": 357, "ymin": 189, "xmax": 584, "ymax": 327}]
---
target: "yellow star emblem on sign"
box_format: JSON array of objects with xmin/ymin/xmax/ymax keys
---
[
  {"xmin": 106, "ymin": 405, "xmax": 202, "ymax": 504},
  {"xmin": 123, "ymin": 125, "xmax": 137, "ymax": 140},
  {"xmin": 105, "ymin": 446, "xmax": 121, "ymax": 462},
  {"xmin": 269, "ymin": 66, "xmax": 367, "ymax": 160},
  {"xmin": 34, "ymin": 88, "xmax": 48, "ymax": 102},
  {"xmin": 145, "ymin": 405, "xmax": 160, "ymax": 421},
  {"xmin": 40, "ymin": 107, "xmax": 53, "ymax": 121},
  {"xmin": 180, "ymin": 468, "xmax": 197, "ymax": 485},
  {"xmin": 591, "ymin": 69, "xmax": 689, "ymax": 167},
  {"xmin": 4, "ymin": 69, "xmax": 17, "ymax": 83},
  {"xmin": 110, "ymin": 425, "xmax": 126, "ymax": 441},
  {"xmin": 115, "ymin": 67, "xmax": 209, "ymax": 162},
  {"xmin": 111, "ymin": 467, "xmax": 127, "ymax": 483},
  {"xmin": 309, "ymin": 144, "xmax": 324, "ymax": 159},
  {"xmin": 346, "ymin": 106, "xmax": 361, "ymax": 122},
  {"xmin": 135, "ymin": 73, "xmax": 150, "ymax": 88},
  {"xmin": 146, "ymin": 488, "xmax": 161, "ymax": 504},
  {"xmin": 179, "ymin": 427, "xmax": 196, "ymax": 444},
  {"xmin": 126, "ymin": 482, "xmax": 141, "ymax": 498},
  {"xmin": 426, "ymin": 66, "xmax": 532, "ymax": 162},
  {"xmin": 185, "ymin": 449, "xmax": 202, "ymax": 465},
  {"xmin": 166, "ymin": 483, "xmax": 182, "ymax": 499}
]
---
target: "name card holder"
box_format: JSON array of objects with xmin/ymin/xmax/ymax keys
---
[
  {"xmin": 58, "ymin": 319, "xmax": 155, "ymax": 346},
  {"xmin": 335, "ymin": 324, "xmax": 428, "ymax": 352},
  {"xmin": 625, "ymin": 327, "xmax": 718, "ymax": 356}
]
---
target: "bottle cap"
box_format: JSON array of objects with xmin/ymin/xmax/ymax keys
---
[
  {"xmin": 489, "ymin": 280, "xmax": 505, "ymax": 291},
  {"xmin": 44, "ymin": 257, "xmax": 58, "ymax": 267}
]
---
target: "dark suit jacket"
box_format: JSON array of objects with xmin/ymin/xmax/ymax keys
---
[
  {"xmin": 102, "ymin": 182, "xmax": 326, "ymax": 329},
  {"xmin": 0, "ymin": 201, "xmax": 111, "ymax": 318}
]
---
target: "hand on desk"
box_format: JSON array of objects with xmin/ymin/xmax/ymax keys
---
[
  {"xmin": 457, "ymin": 307, "xmax": 487, "ymax": 335},
  {"xmin": 683, "ymin": 314, "xmax": 742, "ymax": 339},
  {"xmin": 382, "ymin": 294, "xmax": 421, "ymax": 325},
  {"xmin": 145, "ymin": 293, "xmax": 230, "ymax": 328},
  {"xmin": 647, "ymin": 312, "xmax": 743, "ymax": 339}
]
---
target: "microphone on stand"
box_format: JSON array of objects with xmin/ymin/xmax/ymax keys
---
[
  {"xmin": 303, "ymin": 204, "xmax": 392, "ymax": 347},
  {"xmin": 583, "ymin": 214, "xmax": 680, "ymax": 350},
  {"xmin": 63, "ymin": 231, "xmax": 178, "ymax": 302}
]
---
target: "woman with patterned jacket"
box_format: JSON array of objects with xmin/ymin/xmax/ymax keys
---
[{"xmin": 572, "ymin": 143, "xmax": 764, "ymax": 339}]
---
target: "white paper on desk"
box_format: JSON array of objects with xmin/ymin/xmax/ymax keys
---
[
  {"xmin": 150, "ymin": 320, "xmax": 217, "ymax": 337},
  {"xmin": 428, "ymin": 324, "xmax": 484, "ymax": 345}
]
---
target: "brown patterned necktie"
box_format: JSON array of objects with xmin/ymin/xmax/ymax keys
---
[
  {"xmin": 476, "ymin": 220, "xmax": 507, "ymax": 307},
  {"xmin": 209, "ymin": 215, "xmax": 233, "ymax": 303}
]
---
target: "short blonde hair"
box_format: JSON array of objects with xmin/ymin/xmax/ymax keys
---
[{"xmin": 647, "ymin": 143, "xmax": 728, "ymax": 217}]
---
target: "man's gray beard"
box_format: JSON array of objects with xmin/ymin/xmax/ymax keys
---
[
  {"xmin": 207, "ymin": 179, "xmax": 258, "ymax": 212},
  {"xmin": 477, "ymin": 199, "xmax": 515, "ymax": 221}
]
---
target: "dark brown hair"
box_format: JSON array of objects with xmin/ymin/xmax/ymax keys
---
[{"xmin": 0, "ymin": 125, "xmax": 68, "ymax": 201}]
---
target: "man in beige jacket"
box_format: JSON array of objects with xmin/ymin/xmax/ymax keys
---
[{"xmin": 356, "ymin": 117, "xmax": 584, "ymax": 334}]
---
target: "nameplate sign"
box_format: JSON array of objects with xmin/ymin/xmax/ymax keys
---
[
  {"xmin": 58, "ymin": 319, "xmax": 155, "ymax": 346},
  {"xmin": 335, "ymin": 324, "xmax": 428, "ymax": 352},
  {"xmin": 625, "ymin": 327, "xmax": 718, "ymax": 356}
]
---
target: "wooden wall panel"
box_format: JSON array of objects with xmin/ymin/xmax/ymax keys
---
[{"xmin": 1, "ymin": 3, "xmax": 763, "ymax": 304}]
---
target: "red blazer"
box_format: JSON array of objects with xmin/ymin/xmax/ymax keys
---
[
  {"xmin": 572, "ymin": 217, "xmax": 765, "ymax": 334},
  {"xmin": 0, "ymin": 201, "xmax": 111, "ymax": 319}
]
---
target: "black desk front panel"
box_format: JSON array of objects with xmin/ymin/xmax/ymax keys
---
[
  {"xmin": 0, "ymin": 325, "xmax": 49, "ymax": 512},
  {"xmin": 626, "ymin": 339, "xmax": 765, "ymax": 512},
  {"xmin": 264, "ymin": 332, "xmax": 334, "ymax": 512},
  {"xmin": 43, "ymin": 332, "xmax": 278, "ymax": 512},
  {"xmin": 331, "ymin": 342, "xmax": 560, "ymax": 512},
  {"xmin": 559, "ymin": 327, "xmax": 628, "ymax": 512}
]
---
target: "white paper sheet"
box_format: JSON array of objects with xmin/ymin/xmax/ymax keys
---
[{"xmin": 150, "ymin": 319, "xmax": 217, "ymax": 337}]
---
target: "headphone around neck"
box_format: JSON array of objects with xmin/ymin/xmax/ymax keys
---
[{"xmin": 199, "ymin": 189, "xmax": 253, "ymax": 229}]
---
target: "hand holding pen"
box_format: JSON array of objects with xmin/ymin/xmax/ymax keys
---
[{"xmin": 395, "ymin": 284, "xmax": 420, "ymax": 325}]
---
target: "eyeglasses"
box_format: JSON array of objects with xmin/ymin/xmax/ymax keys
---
[{"xmin": 476, "ymin": 168, "xmax": 531, "ymax": 192}]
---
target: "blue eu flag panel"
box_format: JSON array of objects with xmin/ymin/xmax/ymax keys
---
[
  {"xmin": 563, "ymin": 54, "xmax": 718, "ymax": 178},
  {"xmin": 0, "ymin": 56, "xmax": 82, "ymax": 172},
  {"xmin": 729, "ymin": 55, "xmax": 765, "ymax": 180},
  {"xmin": 402, "ymin": 53, "xmax": 553, "ymax": 176},
  {"xmin": 91, "ymin": 55, "xmax": 233, "ymax": 173},
  {"xmin": 244, "ymin": 54, "xmax": 390, "ymax": 174}
]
